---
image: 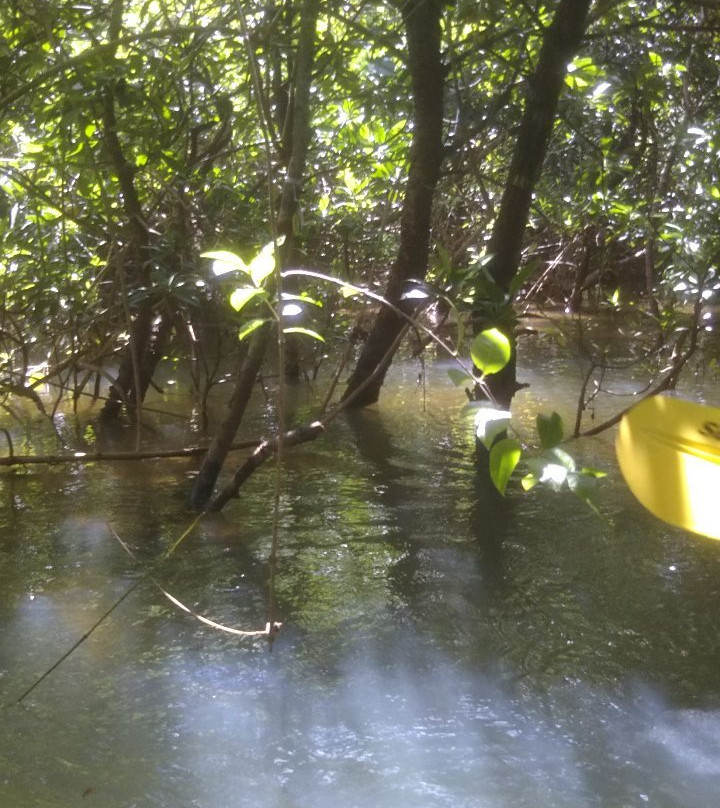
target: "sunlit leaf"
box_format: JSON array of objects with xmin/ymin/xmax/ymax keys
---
[
  {"xmin": 248, "ymin": 241, "xmax": 278, "ymax": 286},
  {"xmin": 283, "ymin": 326, "xmax": 325, "ymax": 342},
  {"xmin": 202, "ymin": 250, "xmax": 249, "ymax": 277},
  {"xmin": 230, "ymin": 286, "xmax": 264, "ymax": 313},
  {"xmin": 475, "ymin": 406, "xmax": 512, "ymax": 450},
  {"xmin": 282, "ymin": 292, "xmax": 322, "ymax": 308},
  {"xmin": 470, "ymin": 328, "xmax": 511, "ymax": 375},
  {"xmin": 545, "ymin": 446, "xmax": 576, "ymax": 470},
  {"xmin": 489, "ymin": 438, "xmax": 522, "ymax": 495},
  {"xmin": 580, "ymin": 467, "xmax": 607, "ymax": 478},
  {"xmin": 237, "ymin": 318, "xmax": 267, "ymax": 341}
]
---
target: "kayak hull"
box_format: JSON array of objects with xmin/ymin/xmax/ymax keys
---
[{"xmin": 616, "ymin": 395, "xmax": 720, "ymax": 540}]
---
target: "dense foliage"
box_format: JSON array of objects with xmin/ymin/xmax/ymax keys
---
[{"xmin": 1, "ymin": 0, "xmax": 719, "ymax": 502}]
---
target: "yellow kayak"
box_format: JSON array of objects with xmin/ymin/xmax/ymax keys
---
[{"xmin": 616, "ymin": 395, "xmax": 720, "ymax": 540}]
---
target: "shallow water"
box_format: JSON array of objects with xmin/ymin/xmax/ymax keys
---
[{"xmin": 1, "ymin": 352, "xmax": 720, "ymax": 807}]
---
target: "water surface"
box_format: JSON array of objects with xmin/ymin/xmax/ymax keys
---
[{"xmin": 1, "ymin": 352, "xmax": 720, "ymax": 807}]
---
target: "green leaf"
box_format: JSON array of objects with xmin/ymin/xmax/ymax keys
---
[
  {"xmin": 230, "ymin": 286, "xmax": 265, "ymax": 313},
  {"xmin": 447, "ymin": 368, "xmax": 473, "ymax": 387},
  {"xmin": 545, "ymin": 446, "xmax": 576, "ymax": 470},
  {"xmin": 521, "ymin": 473, "xmax": 539, "ymax": 491},
  {"xmin": 580, "ymin": 466, "xmax": 607, "ymax": 479},
  {"xmin": 248, "ymin": 241, "xmax": 278, "ymax": 286},
  {"xmin": 203, "ymin": 250, "xmax": 249, "ymax": 277},
  {"xmin": 237, "ymin": 318, "xmax": 267, "ymax": 341},
  {"xmin": 567, "ymin": 472, "xmax": 601, "ymax": 513},
  {"xmin": 283, "ymin": 326, "xmax": 325, "ymax": 342},
  {"xmin": 509, "ymin": 257, "xmax": 541, "ymax": 297},
  {"xmin": 470, "ymin": 328, "xmax": 511, "ymax": 376},
  {"xmin": 537, "ymin": 411, "xmax": 564, "ymax": 449},
  {"xmin": 489, "ymin": 438, "xmax": 522, "ymax": 495},
  {"xmin": 474, "ymin": 406, "xmax": 512, "ymax": 450}
]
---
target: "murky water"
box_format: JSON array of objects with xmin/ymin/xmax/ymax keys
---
[{"xmin": 2, "ymin": 345, "xmax": 720, "ymax": 807}]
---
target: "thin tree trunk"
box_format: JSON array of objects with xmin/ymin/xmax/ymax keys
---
[
  {"xmin": 277, "ymin": 0, "xmax": 320, "ymax": 381},
  {"xmin": 341, "ymin": 0, "xmax": 445, "ymax": 408},
  {"xmin": 99, "ymin": 0, "xmax": 160, "ymax": 422},
  {"xmin": 472, "ymin": 0, "xmax": 593, "ymax": 406},
  {"xmin": 190, "ymin": 0, "xmax": 319, "ymax": 511},
  {"xmin": 189, "ymin": 322, "xmax": 272, "ymax": 510}
]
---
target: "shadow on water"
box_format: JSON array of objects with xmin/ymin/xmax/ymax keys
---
[{"xmin": 2, "ymin": 359, "xmax": 720, "ymax": 806}]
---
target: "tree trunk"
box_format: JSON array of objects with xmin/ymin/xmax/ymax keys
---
[
  {"xmin": 189, "ymin": 0, "xmax": 319, "ymax": 511},
  {"xmin": 341, "ymin": 0, "xmax": 445, "ymax": 408},
  {"xmin": 189, "ymin": 322, "xmax": 271, "ymax": 510},
  {"xmin": 99, "ymin": 0, "xmax": 161, "ymax": 422},
  {"xmin": 472, "ymin": 0, "xmax": 593, "ymax": 407}
]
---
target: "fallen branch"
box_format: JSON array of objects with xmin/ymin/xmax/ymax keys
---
[
  {"xmin": 0, "ymin": 440, "xmax": 259, "ymax": 468},
  {"xmin": 110, "ymin": 525, "xmax": 279, "ymax": 638},
  {"xmin": 207, "ymin": 422, "xmax": 325, "ymax": 511},
  {"xmin": 205, "ymin": 323, "xmax": 410, "ymax": 512}
]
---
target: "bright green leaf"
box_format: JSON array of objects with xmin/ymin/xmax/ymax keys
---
[
  {"xmin": 580, "ymin": 466, "xmax": 607, "ymax": 478},
  {"xmin": 203, "ymin": 250, "xmax": 249, "ymax": 277},
  {"xmin": 237, "ymin": 318, "xmax": 267, "ymax": 341},
  {"xmin": 489, "ymin": 438, "xmax": 522, "ymax": 495},
  {"xmin": 230, "ymin": 286, "xmax": 264, "ymax": 313},
  {"xmin": 470, "ymin": 328, "xmax": 511, "ymax": 376},
  {"xmin": 248, "ymin": 241, "xmax": 278, "ymax": 286},
  {"xmin": 283, "ymin": 327, "xmax": 325, "ymax": 342}
]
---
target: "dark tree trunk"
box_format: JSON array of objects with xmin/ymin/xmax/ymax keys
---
[
  {"xmin": 472, "ymin": 0, "xmax": 593, "ymax": 407},
  {"xmin": 276, "ymin": 0, "xmax": 320, "ymax": 382},
  {"xmin": 189, "ymin": 322, "xmax": 271, "ymax": 510},
  {"xmin": 99, "ymin": 0, "xmax": 162, "ymax": 422},
  {"xmin": 568, "ymin": 226, "xmax": 598, "ymax": 313},
  {"xmin": 190, "ymin": 0, "xmax": 319, "ymax": 511},
  {"xmin": 341, "ymin": 0, "xmax": 445, "ymax": 408}
]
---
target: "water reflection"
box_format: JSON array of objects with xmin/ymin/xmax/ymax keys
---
[{"xmin": 2, "ymin": 360, "xmax": 720, "ymax": 806}]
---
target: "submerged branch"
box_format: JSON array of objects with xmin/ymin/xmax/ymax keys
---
[
  {"xmin": 0, "ymin": 440, "xmax": 258, "ymax": 468},
  {"xmin": 110, "ymin": 526, "xmax": 279, "ymax": 638},
  {"xmin": 205, "ymin": 323, "xmax": 410, "ymax": 512}
]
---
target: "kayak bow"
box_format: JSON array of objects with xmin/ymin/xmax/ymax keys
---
[{"xmin": 616, "ymin": 395, "xmax": 720, "ymax": 540}]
